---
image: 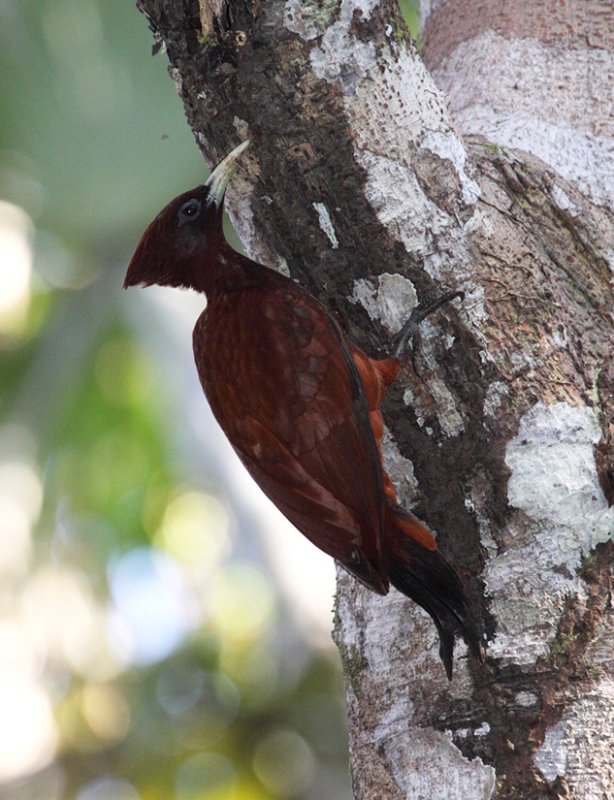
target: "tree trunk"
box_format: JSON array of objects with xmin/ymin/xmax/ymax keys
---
[{"xmin": 136, "ymin": 1, "xmax": 614, "ymax": 797}]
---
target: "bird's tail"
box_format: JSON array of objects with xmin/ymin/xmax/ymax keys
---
[{"xmin": 383, "ymin": 502, "xmax": 484, "ymax": 679}]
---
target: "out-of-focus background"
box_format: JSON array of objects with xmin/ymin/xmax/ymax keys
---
[{"xmin": 0, "ymin": 2, "xmax": 419, "ymax": 798}]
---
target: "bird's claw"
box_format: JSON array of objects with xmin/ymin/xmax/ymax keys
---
[{"xmin": 392, "ymin": 290, "xmax": 464, "ymax": 359}]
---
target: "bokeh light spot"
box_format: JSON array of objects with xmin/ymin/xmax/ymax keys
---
[
  {"xmin": 75, "ymin": 776, "xmax": 140, "ymax": 800},
  {"xmin": 0, "ymin": 460, "xmax": 41, "ymax": 578},
  {"xmin": 0, "ymin": 679, "xmax": 57, "ymax": 781},
  {"xmin": 175, "ymin": 752, "xmax": 236, "ymax": 800},
  {"xmin": 155, "ymin": 490, "xmax": 231, "ymax": 566},
  {"xmin": 80, "ymin": 683, "xmax": 131, "ymax": 743},
  {"xmin": 210, "ymin": 564, "xmax": 274, "ymax": 643},
  {"xmin": 22, "ymin": 567, "xmax": 98, "ymax": 665},
  {"xmin": 252, "ymin": 729, "xmax": 316, "ymax": 798},
  {"xmin": 0, "ymin": 201, "xmax": 33, "ymax": 334},
  {"xmin": 0, "ymin": 460, "xmax": 43, "ymax": 523},
  {"xmin": 108, "ymin": 547, "xmax": 194, "ymax": 665},
  {"xmin": 219, "ymin": 641, "xmax": 279, "ymax": 709},
  {"xmin": 0, "ymin": 493, "xmax": 31, "ymax": 579},
  {"xmin": 156, "ymin": 661, "xmax": 206, "ymax": 718},
  {"xmin": 33, "ymin": 227, "xmax": 94, "ymax": 290},
  {"xmin": 20, "ymin": 565, "xmax": 123, "ymax": 681}
]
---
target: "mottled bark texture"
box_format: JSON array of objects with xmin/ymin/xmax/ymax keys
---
[{"xmin": 136, "ymin": 1, "xmax": 613, "ymax": 797}]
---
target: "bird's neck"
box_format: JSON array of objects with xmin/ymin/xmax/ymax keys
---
[{"xmin": 191, "ymin": 239, "xmax": 265, "ymax": 296}]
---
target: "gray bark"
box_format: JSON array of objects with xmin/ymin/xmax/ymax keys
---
[{"xmin": 136, "ymin": 1, "xmax": 614, "ymax": 797}]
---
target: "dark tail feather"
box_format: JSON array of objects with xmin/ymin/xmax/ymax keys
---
[{"xmin": 384, "ymin": 504, "xmax": 484, "ymax": 679}]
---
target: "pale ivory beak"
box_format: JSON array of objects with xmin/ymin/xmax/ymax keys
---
[{"xmin": 205, "ymin": 140, "xmax": 250, "ymax": 208}]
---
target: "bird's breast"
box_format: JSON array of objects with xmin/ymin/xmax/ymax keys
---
[{"xmin": 194, "ymin": 287, "xmax": 346, "ymax": 436}]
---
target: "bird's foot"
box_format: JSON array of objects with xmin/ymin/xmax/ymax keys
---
[{"xmin": 392, "ymin": 290, "xmax": 464, "ymax": 359}]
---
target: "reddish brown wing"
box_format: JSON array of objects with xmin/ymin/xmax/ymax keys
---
[{"xmin": 193, "ymin": 277, "xmax": 388, "ymax": 593}]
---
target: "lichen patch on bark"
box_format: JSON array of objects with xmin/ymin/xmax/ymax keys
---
[
  {"xmin": 535, "ymin": 678, "xmax": 614, "ymax": 794},
  {"xmin": 350, "ymin": 273, "xmax": 418, "ymax": 333}
]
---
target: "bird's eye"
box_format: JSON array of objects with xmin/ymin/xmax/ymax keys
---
[{"xmin": 178, "ymin": 198, "xmax": 202, "ymax": 225}]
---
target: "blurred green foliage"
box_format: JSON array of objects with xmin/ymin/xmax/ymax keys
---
[{"xmin": 0, "ymin": 1, "xmax": 419, "ymax": 798}]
